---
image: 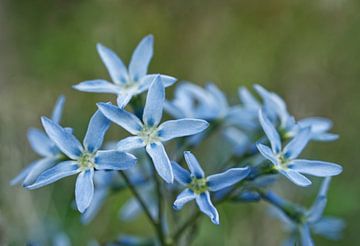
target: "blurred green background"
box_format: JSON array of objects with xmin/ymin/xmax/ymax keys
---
[{"xmin": 1, "ymin": 0, "xmax": 359, "ymax": 245}]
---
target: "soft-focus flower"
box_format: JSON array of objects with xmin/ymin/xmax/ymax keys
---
[
  {"xmin": 172, "ymin": 151, "xmax": 250, "ymax": 224},
  {"xmin": 256, "ymin": 110, "xmax": 342, "ymax": 186},
  {"xmin": 97, "ymin": 76, "xmax": 209, "ymax": 183},
  {"xmin": 26, "ymin": 110, "xmax": 137, "ymax": 212},
  {"xmin": 271, "ymin": 177, "xmax": 345, "ymax": 246},
  {"xmin": 11, "ymin": 96, "xmax": 67, "ymax": 186},
  {"xmin": 73, "ymin": 35, "xmax": 176, "ymax": 108}
]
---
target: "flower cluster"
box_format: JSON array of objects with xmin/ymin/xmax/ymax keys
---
[{"xmin": 12, "ymin": 35, "xmax": 344, "ymax": 245}]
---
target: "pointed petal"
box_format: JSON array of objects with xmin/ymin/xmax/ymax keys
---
[
  {"xmin": 81, "ymin": 188, "xmax": 109, "ymax": 224},
  {"xmin": 171, "ymin": 161, "xmax": 191, "ymax": 185},
  {"xmin": 41, "ymin": 117, "xmax": 83, "ymax": 159},
  {"xmin": 139, "ymin": 74, "xmax": 177, "ymax": 93},
  {"xmin": 157, "ymin": 119, "xmax": 209, "ymax": 141},
  {"xmin": 280, "ymin": 169, "xmax": 312, "ymax": 187},
  {"xmin": 75, "ymin": 169, "xmax": 95, "ymax": 213},
  {"xmin": 116, "ymin": 93, "xmax": 133, "ymax": 108},
  {"xmin": 311, "ymin": 217, "xmax": 345, "ymax": 240},
  {"xmin": 73, "ymin": 80, "xmax": 120, "ymax": 94},
  {"xmin": 97, "ymin": 103, "xmax": 143, "ymax": 135},
  {"xmin": 184, "ymin": 151, "xmax": 204, "ymax": 178},
  {"xmin": 298, "ymin": 117, "xmax": 333, "ymax": 133},
  {"xmin": 258, "ymin": 110, "xmax": 281, "ymax": 153},
  {"xmin": 142, "ymin": 76, "xmax": 164, "ymax": 126},
  {"xmin": 256, "ymin": 143, "xmax": 278, "ymax": 166},
  {"xmin": 83, "ymin": 110, "xmax": 111, "ymax": 153},
  {"xmin": 283, "ymin": 127, "xmax": 311, "ymax": 159},
  {"xmin": 307, "ymin": 196, "xmax": 327, "ymax": 223},
  {"xmin": 117, "ymin": 136, "xmax": 145, "ymax": 151},
  {"xmin": 27, "ymin": 128, "xmax": 58, "ymax": 157},
  {"xmin": 10, "ymin": 160, "xmax": 38, "ymax": 186},
  {"xmin": 22, "ymin": 158, "xmax": 58, "ymax": 186},
  {"xmin": 195, "ymin": 192, "xmax": 219, "ymax": 224},
  {"xmin": 51, "ymin": 95, "xmax": 65, "ymax": 124},
  {"xmin": 95, "ymin": 150, "xmax": 136, "ymax": 170},
  {"xmin": 146, "ymin": 142, "xmax": 173, "ymax": 183},
  {"xmin": 207, "ymin": 167, "xmax": 250, "ymax": 191},
  {"xmin": 129, "ymin": 35, "xmax": 154, "ymax": 81},
  {"xmin": 173, "ymin": 189, "xmax": 196, "ymax": 210},
  {"xmin": 206, "ymin": 83, "xmax": 228, "ymax": 113},
  {"xmin": 299, "ymin": 224, "xmax": 314, "ymax": 246},
  {"xmin": 289, "ymin": 160, "xmax": 342, "ymax": 177},
  {"xmin": 97, "ymin": 43, "xmax": 128, "ymax": 84},
  {"xmin": 238, "ymin": 87, "xmax": 260, "ymax": 109},
  {"xmin": 26, "ymin": 161, "xmax": 80, "ymax": 189}
]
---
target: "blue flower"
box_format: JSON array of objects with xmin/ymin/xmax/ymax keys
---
[
  {"xmin": 164, "ymin": 82, "xmax": 229, "ymax": 121},
  {"xmin": 172, "ymin": 151, "xmax": 250, "ymax": 224},
  {"xmin": 11, "ymin": 96, "xmax": 66, "ymax": 186},
  {"xmin": 271, "ymin": 178, "xmax": 345, "ymax": 246},
  {"xmin": 73, "ymin": 35, "xmax": 176, "ymax": 108},
  {"xmin": 97, "ymin": 76, "xmax": 209, "ymax": 183},
  {"xmin": 26, "ymin": 109, "xmax": 137, "ymax": 213},
  {"xmin": 257, "ymin": 110, "xmax": 342, "ymax": 186}
]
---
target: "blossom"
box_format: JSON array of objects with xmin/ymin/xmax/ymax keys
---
[
  {"xmin": 26, "ymin": 109, "xmax": 137, "ymax": 212},
  {"xmin": 11, "ymin": 96, "xmax": 66, "ymax": 186},
  {"xmin": 73, "ymin": 35, "xmax": 176, "ymax": 108},
  {"xmin": 172, "ymin": 151, "xmax": 250, "ymax": 224},
  {"xmin": 271, "ymin": 177, "xmax": 345, "ymax": 246},
  {"xmin": 256, "ymin": 110, "xmax": 342, "ymax": 186},
  {"xmin": 97, "ymin": 76, "xmax": 209, "ymax": 183}
]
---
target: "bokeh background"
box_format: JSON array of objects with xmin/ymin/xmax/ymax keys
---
[{"xmin": 1, "ymin": 0, "xmax": 359, "ymax": 245}]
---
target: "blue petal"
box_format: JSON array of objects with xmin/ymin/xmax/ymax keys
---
[
  {"xmin": 81, "ymin": 188, "xmax": 109, "ymax": 224},
  {"xmin": 41, "ymin": 117, "xmax": 83, "ymax": 159},
  {"xmin": 238, "ymin": 87, "xmax": 260, "ymax": 109},
  {"xmin": 83, "ymin": 110, "xmax": 111, "ymax": 153},
  {"xmin": 116, "ymin": 93, "xmax": 133, "ymax": 108},
  {"xmin": 307, "ymin": 196, "xmax": 327, "ymax": 223},
  {"xmin": 139, "ymin": 74, "xmax": 177, "ymax": 93},
  {"xmin": 289, "ymin": 160, "xmax": 342, "ymax": 177},
  {"xmin": 171, "ymin": 161, "xmax": 191, "ymax": 185},
  {"xmin": 97, "ymin": 102, "xmax": 143, "ymax": 134},
  {"xmin": 195, "ymin": 192, "xmax": 219, "ymax": 224},
  {"xmin": 158, "ymin": 119, "xmax": 209, "ymax": 141},
  {"xmin": 163, "ymin": 101, "xmax": 186, "ymax": 119},
  {"xmin": 280, "ymin": 169, "xmax": 312, "ymax": 187},
  {"xmin": 256, "ymin": 143, "xmax": 278, "ymax": 166},
  {"xmin": 146, "ymin": 142, "xmax": 173, "ymax": 183},
  {"xmin": 26, "ymin": 161, "xmax": 80, "ymax": 189},
  {"xmin": 311, "ymin": 217, "xmax": 345, "ymax": 240},
  {"xmin": 258, "ymin": 110, "xmax": 281, "ymax": 153},
  {"xmin": 73, "ymin": 80, "xmax": 120, "ymax": 94},
  {"xmin": 96, "ymin": 43, "xmax": 128, "ymax": 84},
  {"xmin": 312, "ymin": 133, "xmax": 339, "ymax": 142},
  {"xmin": 207, "ymin": 167, "xmax": 250, "ymax": 191},
  {"xmin": 27, "ymin": 128, "xmax": 58, "ymax": 157},
  {"xmin": 117, "ymin": 136, "xmax": 145, "ymax": 151},
  {"xmin": 173, "ymin": 189, "xmax": 196, "ymax": 210},
  {"xmin": 120, "ymin": 197, "xmax": 142, "ymax": 221},
  {"xmin": 95, "ymin": 150, "xmax": 137, "ymax": 170},
  {"xmin": 184, "ymin": 151, "xmax": 205, "ymax": 179},
  {"xmin": 10, "ymin": 160, "xmax": 38, "ymax": 186},
  {"xmin": 128, "ymin": 35, "xmax": 154, "ymax": 81},
  {"xmin": 51, "ymin": 95, "xmax": 65, "ymax": 124},
  {"xmin": 75, "ymin": 169, "xmax": 95, "ymax": 213},
  {"xmin": 298, "ymin": 117, "xmax": 332, "ymax": 133},
  {"xmin": 299, "ymin": 224, "xmax": 314, "ymax": 246},
  {"xmin": 142, "ymin": 76, "xmax": 164, "ymax": 126},
  {"xmin": 22, "ymin": 157, "xmax": 58, "ymax": 186},
  {"xmin": 206, "ymin": 83, "xmax": 228, "ymax": 114},
  {"xmin": 283, "ymin": 127, "xmax": 311, "ymax": 159}
]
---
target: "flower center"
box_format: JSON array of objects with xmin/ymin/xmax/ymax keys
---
[
  {"xmin": 139, "ymin": 125, "xmax": 160, "ymax": 145},
  {"xmin": 189, "ymin": 177, "xmax": 208, "ymax": 194},
  {"xmin": 78, "ymin": 152, "xmax": 95, "ymax": 170},
  {"xmin": 274, "ymin": 154, "xmax": 289, "ymax": 170}
]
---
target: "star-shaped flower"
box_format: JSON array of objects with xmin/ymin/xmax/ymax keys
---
[
  {"xmin": 271, "ymin": 177, "xmax": 345, "ymax": 246},
  {"xmin": 97, "ymin": 76, "xmax": 209, "ymax": 183},
  {"xmin": 26, "ymin": 109, "xmax": 137, "ymax": 212},
  {"xmin": 11, "ymin": 96, "xmax": 66, "ymax": 186},
  {"xmin": 256, "ymin": 110, "xmax": 342, "ymax": 186},
  {"xmin": 73, "ymin": 35, "xmax": 176, "ymax": 108},
  {"xmin": 172, "ymin": 151, "xmax": 250, "ymax": 224}
]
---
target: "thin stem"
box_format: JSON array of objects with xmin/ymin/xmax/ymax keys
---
[{"xmin": 119, "ymin": 171, "xmax": 158, "ymax": 228}]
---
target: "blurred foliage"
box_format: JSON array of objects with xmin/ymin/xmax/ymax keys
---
[{"xmin": 1, "ymin": 0, "xmax": 360, "ymax": 245}]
